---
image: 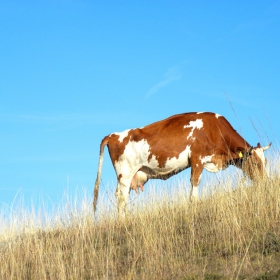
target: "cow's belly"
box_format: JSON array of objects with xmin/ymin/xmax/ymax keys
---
[
  {"xmin": 153, "ymin": 165, "xmax": 187, "ymax": 175},
  {"xmin": 140, "ymin": 164, "xmax": 188, "ymax": 179}
]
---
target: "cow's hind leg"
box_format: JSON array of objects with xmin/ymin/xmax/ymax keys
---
[{"xmin": 115, "ymin": 177, "xmax": 131, "ymax": 218}]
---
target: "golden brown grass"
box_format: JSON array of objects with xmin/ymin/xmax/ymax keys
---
[{"xmin": 1, "ymin": 168, "xmax": 280, "ymax": 279}]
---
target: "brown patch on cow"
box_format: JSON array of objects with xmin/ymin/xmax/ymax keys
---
[
  {"xmin": 106, "ymin": 133, "xmax": 131, "ymax": 164},
  {"xmin": 117, "ymin": 173, "xmax": 122, "ymax": 181},
  {"xmin": 143, "ymin": 113, "xmax": 199, "ymax": 167}
]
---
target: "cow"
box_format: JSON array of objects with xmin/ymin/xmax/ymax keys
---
[{"xmin": 93, "ymin": 112, "xmax": 271, "ymax": 217}]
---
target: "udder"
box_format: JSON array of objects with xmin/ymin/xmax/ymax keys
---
[{"xmin": 130, "ymin": 171, "xmax": 149, "ymax": 194}]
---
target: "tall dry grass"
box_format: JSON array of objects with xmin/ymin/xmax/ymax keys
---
[{"xmin": 1, "ymin": 161, "xmax": 280, "ymax": 279}]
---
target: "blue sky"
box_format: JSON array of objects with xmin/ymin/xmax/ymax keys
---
[{"xmin": 1, "ymin": 1, "xmax": 280, "ymax": 211}]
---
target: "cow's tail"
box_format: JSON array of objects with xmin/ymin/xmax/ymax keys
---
[{"xmin": 93, "ymin": 136, "xmax": 110, "ymax": 213}]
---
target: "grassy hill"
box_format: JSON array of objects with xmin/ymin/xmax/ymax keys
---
[{"xmin": 1, "ymin": 172, "xmax": 280, "ymax": 279}]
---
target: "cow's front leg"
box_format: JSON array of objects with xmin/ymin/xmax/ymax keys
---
[{"xmin": 190, "ymin": 163, "xmax": 203, "ymax": 202}]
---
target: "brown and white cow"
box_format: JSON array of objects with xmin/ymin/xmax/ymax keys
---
[{"xmin": 93, "ymin": 112, "xmax": 271, "ymax": 216}]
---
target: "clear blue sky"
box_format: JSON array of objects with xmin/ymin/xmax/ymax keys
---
[{"xmin": 1, "ymin": 1, "xmax": 279, "ymax": 211}]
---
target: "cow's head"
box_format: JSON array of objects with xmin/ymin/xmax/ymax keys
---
[{"xmin": 240, "ymin": 142, "xmax": 271, "ymax": 181}]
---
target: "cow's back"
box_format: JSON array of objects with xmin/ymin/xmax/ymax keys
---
[{"xmin": 106, "ymin": 112, "xmax": 250, "ymax": 168}]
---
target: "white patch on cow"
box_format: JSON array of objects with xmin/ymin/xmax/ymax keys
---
[
  {"xmin": 215, "ymin": 113, "xmax": 221, "ymax": 118},
  {"xmin": 114, "ymin": 139, "xmax": 159, "ymax": 180},
  {"xmin": 197, "ymin": 112, "xmax": 204, "ymax": 114},
  {"xmin": 147, "ymin": 154, "xmax": 160, "ymax": 168},
  {"xmin": 164, "ymin": 145, "xmax": 191, "ymax": 171},
  {"xmin": 114, "ymin": 129, "xmax": 131, "ymax": 143},
  {"xmin": 254, "ymin": 148, "xmax": 266, "ymax": 167},
  {"xmin": 184, "ymin": 119, "xmax": 203, "ymax": 139},
  {"xmin": 115, "ymin": 139, "xmax": 144, "ymax": 175},
  {"xmin": 200, "ymin": 155, "xmax": 213, "ymax": 164},
  {"xmin": 200, "ymin": 154, "xmax": 220, "ymax": 172}
]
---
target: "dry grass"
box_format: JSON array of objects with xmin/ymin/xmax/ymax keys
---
[{"xmin": 1, "ymin": 166, "xmax": 280, "ymax": 279}]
